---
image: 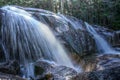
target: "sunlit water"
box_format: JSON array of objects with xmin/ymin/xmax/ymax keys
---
[{"xmin": 1, "ymin": 6, "xmax": 78, "ymax": 78}]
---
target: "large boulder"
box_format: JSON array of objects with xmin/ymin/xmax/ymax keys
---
[
  {"xmin": 71, "ymin": 66, "xmax": 120, "ymax": 80},
  {"xmin": 62, "ymin": 29, "xmax": 96, "ymax": 56},
  {"xmin": 33, "ymin": 60, "xmax": 77, "ymax": 80},
  {"xmin": 71, "ymin": 54, "xmax": 120, "ymax": 80},
  {"xmin": 3, "ymin": 55, "xmax": 119, "ymax": 80}
]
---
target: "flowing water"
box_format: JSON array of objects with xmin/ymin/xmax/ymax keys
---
[
  {"xmin": 0, "ymin": 6, "xmax": 75, "ymax": 77},
  {"xmin": 58, "ymin": 14, "xmax": 83, "ymax": 30},
  {"xmin": 1, "ymin": 5, "xmax": 119, "ymax": 79},
  {"xmin": 85, "ymin": 22, "xmax": 118, "ymax": 54}
]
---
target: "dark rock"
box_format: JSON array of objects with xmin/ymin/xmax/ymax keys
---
[
  {"xmin": 0, "ymin": 72, "xmax": 25, "ymax": 80},
  {"xmin": 71, "ymin": 66, "xmax": 120, "ymax": 80},
  {"xmin": 74, "ymin": 54, "xmax": 120, "ymax": 72},
  {"xmin": 71, "ymin": 54, "xmax": 120, "ymax": 80},
  {"xmin": 45, "ymin": 66, "xmax": 77, "ymax": 80},
  {"xmin": 34, "ymin": 60, "xmax": 77, "ymax": 80},
  {"xmin": 62, "ymin": 29, "xmax": 96, "ymax": 56},
  {"xmin": 34, "ymin": 60, "xmax": 55, "ymax": 77},
  {"xmin": 0, "ymin": 60, "xmax": 20, "ymax": 75},
  {"xmin": 0, "ymin": 9, "xmax": 3, "ymax": 20},
  {"xmin": 75, "ymin": 54, "xmax": 97, "ymax": 72},
  {"xmin": 95, "ymin": 54, "xmax": 120, "ymax": 70},
  {"xmin": 36, "ymin": 73, "xmax": 54, "ymax": 80},
  {"xmin": 113, "ymin": 30, "xmax": 120, "ymax": 47}
]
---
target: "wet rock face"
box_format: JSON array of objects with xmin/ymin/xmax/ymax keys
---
[
  {"xmin": 0, "ymin": 55, "xmax": 119, "ymax": 80},
  {"xmin": 62, "ymin": 29, "xmax": 96, "ymax": 56},
  {"xmin": 73, "ymin": 54, "xmax": 120, "ymax": 73},
  {"xmin": 71, "ymin": 54, "xmax": 120, "ymax": 80},
  {"xmin": 34, "ymin": 60, "xmax": 77, "ymax": 80},
  {"xmin": 29, "ymin": 10, "xmax": 97, "ymax": 56},
  {"xmin": 0, "ymin": 59, "xmax": 77, "ymax": 80},
  {"xmin": 31, "ymin": 9, "xmax": 120, "ymax": 56},
  {"xmin": 0, "ymin": 72, "xmax": 25, "ymax": 80},
  {"xmin": 0, "ymin": 60, "xmax": 20, "ymax": 75},
  {"xmin": 0, "ymin": 60, "xmax": 24, "ymax": 80},
  {"xmin": 72, "ymin": 66, "xmax": 120, "ymax": 80},
  {"xmin": 34, "ymin": 60, "xmax": 55, "ymax": 76},
  {"xmin": 95, "ymin": 54, "xmax": 120, "ymax": 71}
]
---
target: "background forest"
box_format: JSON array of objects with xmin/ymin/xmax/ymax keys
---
[{"xmin": 0, "ymin": 0, "xmax": 120, "ymax": 30}]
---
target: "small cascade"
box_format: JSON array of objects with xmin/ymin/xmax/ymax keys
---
[
  {"xmin": 0, "ymin": 6, "xmax": 76, "ymax": 77},
  {"xmin": 85, "ymin": 22, "xmax": 118, "ymax": 54},
  {"xmin": 58, "ymin": 14, "xmax": 83, "ymax": 30}
]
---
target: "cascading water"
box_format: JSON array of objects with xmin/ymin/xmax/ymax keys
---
[
  {"xmin": 85, "ymin": 22, "xmax": 118, "ymax": 54},
  {"xmin": 58, "ymin": 14, "xmax": 83, "ymax": 30},
  {"xmin": 0, "ymin": 6, "xmax": 75, "ymax": 77}
]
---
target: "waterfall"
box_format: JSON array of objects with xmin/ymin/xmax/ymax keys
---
[
  {"xmin": 85, "ymin": 22, "xmax": 118, "ymax": 54},
  {"xmin": 0, "ymin": 6, "xmax": 75, "ymax": 77},
  {"xmin": 58, "ymin": 14, "xmax": 83, "ymax": 30}
]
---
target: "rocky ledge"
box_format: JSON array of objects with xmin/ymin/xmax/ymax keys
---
[
  {"xmin": 0, "ymin": 59, "xmax": 77, "ymax": 80},
  {"xmin": 0, "ymin": 54, "xmax": 119, "ymax": 80},
  {"xmin": 72, "ymin": 66, "xmax": 120, "ymax": 80},
  {"xmin": 71, "ymin": 54, "xmax": 120, "ymax": 80}
]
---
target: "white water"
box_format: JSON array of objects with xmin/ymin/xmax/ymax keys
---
[
  {"xmin": 85, "ymin": 22, "xmax": 118, "ymax": 54},
  {"xmin": 1, "ymin": 6, "xmax": 75, "ymax": 77},
  {"xmin": 58, "ymin": 14, "xmax": 83, "ymax": 30}
]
